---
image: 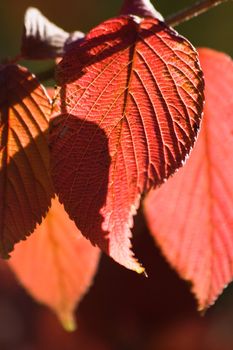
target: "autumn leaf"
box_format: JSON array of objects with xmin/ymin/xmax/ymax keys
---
[
  {"xmin": 144, "ymin": 48, "xmax": 233, "ymax": 310},
  {"xmin": 8, "ymin": 197, "xmax": 100, "ymax": 331},
  {"xmin": 120, "ymin": 0, "xmax": 164, "ymax": 20},
  {"xmin": 21, "ymin": 7, "xmax": 84, "ymax": 60},
  {"xmin": 50, "ymin": 13, "xmax": 204, "ymax": 272},
  {"xmin": 0, "ymin": 64, "xmax": 53, "ymax": 257}
]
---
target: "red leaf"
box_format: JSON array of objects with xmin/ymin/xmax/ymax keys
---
[
  {"xmin": 0, "ymin": 64, "xmax": 53, "ymax": 257},
  {"xmin": 50, "ymin": 16, "xmax": 204, "ymax": 272},
  {"xmin": 144, "ymin": 48, "xmax": 233, "ymax": 309},
  {"xmin": 8, "ymin": 196, "xmax": 100, "ymax": 331}
]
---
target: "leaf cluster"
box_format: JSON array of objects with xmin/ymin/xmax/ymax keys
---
[{"xmin": 0, "ymin": 0, "xmax": 232, "ymax": 329}]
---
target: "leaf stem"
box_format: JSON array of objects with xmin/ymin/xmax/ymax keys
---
[{"xmin": 166, "ymin": 0, "xmax": 231, "ymax": 27}]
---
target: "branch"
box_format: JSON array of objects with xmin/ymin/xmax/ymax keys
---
[{"xmin": 166, "ymin": 0, "xmax": 231, "ymax": 27}]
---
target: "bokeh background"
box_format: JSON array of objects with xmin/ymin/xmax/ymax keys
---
[
  {"xmin": 0, "ymin": 1, "xmax": 233, "ymax": 349},
  {"xmin": 0, "ymin": 0, "xmax": 232, "ymax": 70}
]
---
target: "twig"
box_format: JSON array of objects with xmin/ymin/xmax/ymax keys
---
[{"xmin": 166, "ymin": 0, "xmax": 231, "ymax": 27}]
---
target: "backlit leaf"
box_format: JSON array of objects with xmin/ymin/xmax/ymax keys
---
[
  {"xmin": 0, "ymin": 64, "xmax": 53, "ymax": 257},
  {"xmin": 144, "ymin": 49, "xmax": 233, "ymax": 310},
  {"xmin": 50, "ymin": 15, "xmax": 204, "ymax": 272},
  {"xmin": 9, "ymin": 197, "xmax": 100, "ymax": 331}
]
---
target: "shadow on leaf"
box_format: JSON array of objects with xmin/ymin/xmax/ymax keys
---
[
  {"xmin": 0, "ymin": 64, "xmax": 54, "ymax": 257},
  {"xmin": 50, "ymin": 86, "xmax": 111, "ymax": 252}
]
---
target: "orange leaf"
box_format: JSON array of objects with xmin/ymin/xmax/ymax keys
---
[
  {"xmin": 0, "ymin": 64, "xmax": 53, "ymax": 257},
  {"xmin": 50, "ymin": 15, "xmax": 204, "ymax": 273},
  {"xmin": 144, "ymin": 49, "xmax": 233, "ymax": 310},
  {"xmin": 8, "ymin": 197, "xmax": 100, "ymax": 331}
]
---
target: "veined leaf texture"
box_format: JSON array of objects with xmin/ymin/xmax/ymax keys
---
[
  {"xmin": 9, "ymin": 197, "xmax": 100, "ymax": 330},
  {"xmin": 0, "ymin": 65, "xmax": 53, "ymax": 257},
  {"xmin": 144, "ymin": 49, "xmax": 233, "ymax": 309},
  {"xmin": 50, "ymin": 15, "xmax": 204, "ymax": 271}
]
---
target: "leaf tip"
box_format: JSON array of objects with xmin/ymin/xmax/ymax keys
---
[
  {"xmin": 0, "ymin": 242, "xmax": 12, "ymax": 259},
  {"xmin": 59, "ymin": 311, "xmax": 77, "ymax": 332},
  {"xmin": 135, "ymin": 265, "xmax": 145, "ymax": 275}
]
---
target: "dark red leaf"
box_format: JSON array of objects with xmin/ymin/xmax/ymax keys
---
[
  {"xmin": 50, "ymin": 16, "xmax": 204, "ymax": 272},
  {"xmin": 120, "ymin": 0, "xmax": 164, "ymax": 20},
  {"xmin": 0, "ymin": 64, "xmax": 53, "ymax": 257},
  {"xmin": 144, "ymin": 48, "xmax": 233, "ymax": 309},
  {"xmin": 21, "ymin": 7, "xmax": 84, "ymax": 59}
]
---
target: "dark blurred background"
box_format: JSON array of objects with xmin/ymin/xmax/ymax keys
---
[
  {"xmin": 0, "ymin": 1, "xmax": 233, "ymax": 350},
  {"xmin": 0, "ymin": 0, "xmax": 232, "ymax": 64}
]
